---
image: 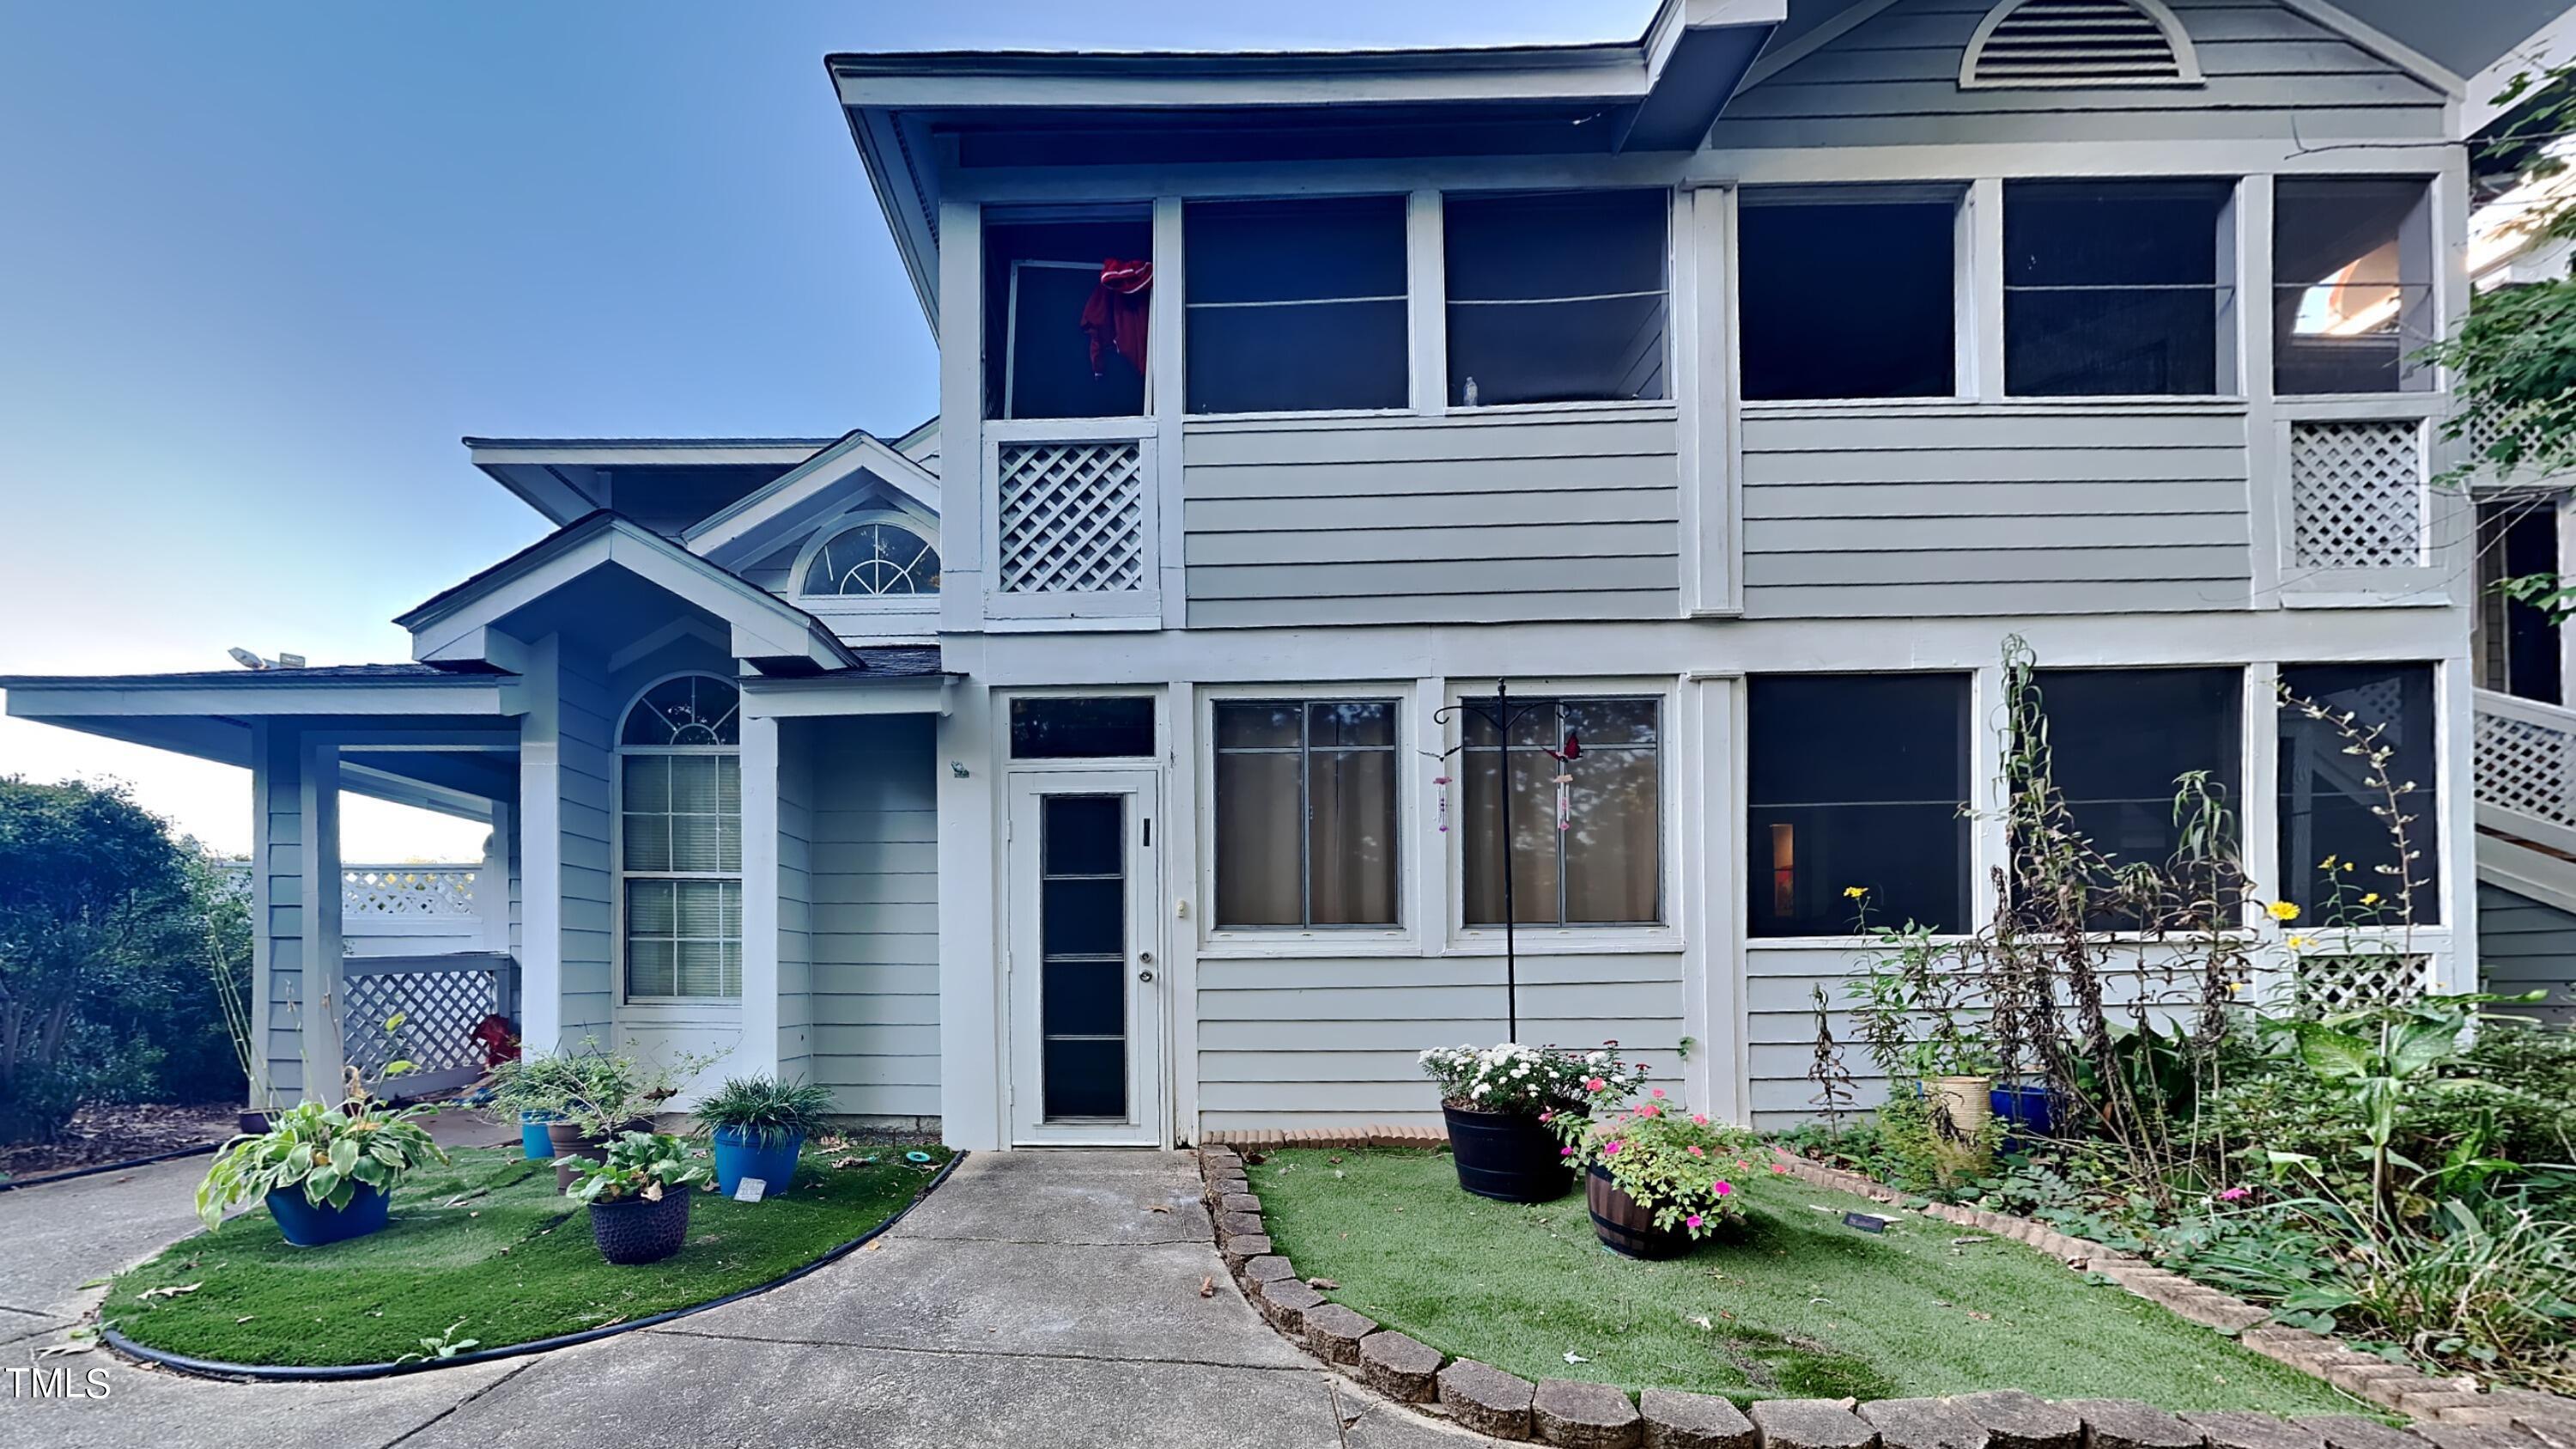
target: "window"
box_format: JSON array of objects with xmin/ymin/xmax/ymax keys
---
[
  {"xmin": 2022, "ymin": 668, "xmax": 2240, "ymax": 923},
  {"xmin": 1185, "ymin": 196, "xmax": 1407, "ymax": 414},
  {"xmin": 1444, "ymin": 190, "xmax": 1668, "ymax": 406},
  {"xmin": 2277, "ymin": 663, "xmax": 2439, "ymax": 924},
  {"xmin": 799, "ymin": 519, "xmax": 941, "ymax": 597},
  {"xmin": 1010, "ymin": 697, "xmax": 1156, "ymax": 759},
  {"xmin": 619, "ymin": 674, "xmax": 742, "ymax": 999},
  {"xmin": 1749, "ymin": 675, "xmax": 1971, "ymax": 936},
  {"xmin": 2006, "ymin": 180, "xmax": 2235, "ymax": 397},
  {"xmin": 1740, "ymin": 191, "xmax": 1959, "ymax": 401},
  {"xmin": 1461, "ymin": 697, "xmax": 1660, "ymax": 926},
  {"xmin": 2274, "ymin": 180, "xmax": 2434, "ymax": 395},
  {"xmin": 2476, "ymin": 500, "xmax": 2561, "ymax": 704},
  {"xmin": 984, "ymin": 208, "xmax": 1152, "ymax": 421},
  {"xmin": 1212, "ymin": 701, "xmax": 1399, "ymax": 928}
]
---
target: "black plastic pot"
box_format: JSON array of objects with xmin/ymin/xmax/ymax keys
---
[
  {"xmin": 1443, "ymin": 1103, "xmax": 1572, "ymax": 1203},
  {"xmin": 1586, "ymin": 1166, "xmax": 1692, "ymax": 1260},
  {"xmin": 588, "ymin": 1186, "xmax": 692, "ymax": 1265}
]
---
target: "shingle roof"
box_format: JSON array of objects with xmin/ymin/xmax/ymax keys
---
[{"xmin": 0, "ymin": 662, "xmax": 501, "ymax": 689}]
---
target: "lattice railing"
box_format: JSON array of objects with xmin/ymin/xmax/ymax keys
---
[
  {"xmin": 2290, "ymin": 419, "xmax": 2427, "ymax": 570},
  {"xmin": 341, "ymin": 953, "xmax": 518, "ymax": 1097},
  {"xmin": 2476, "ymin": 687, "xmax": 2576, "ymax": 854},
  {"xmin": 2293, "ymin": 952, "xmax": 2430, "ymax": 1013},
  {"xmin": 344, "ymin": 865, "xmax": 480, "ymax": 918},
  {"xmin": 994, "ymin": 437, "xmax": 1147, "ymax": 595}
]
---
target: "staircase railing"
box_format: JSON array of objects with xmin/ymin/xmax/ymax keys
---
[{"xmin": 2473, "ymin": 686, "xmax": 2576, "ymax": 856}]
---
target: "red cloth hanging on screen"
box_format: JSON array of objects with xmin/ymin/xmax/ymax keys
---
[{"xmin": 1080, "ymin": 258, "xmax": 1152, "ymax": 377}]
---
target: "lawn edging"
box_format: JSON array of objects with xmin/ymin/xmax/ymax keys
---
[
  {"xmin": 100, "ymin": 1149, "xmax": 965, "ymax": 1383},
  {"xmin": 1197, "ymin": 1142, "xmax": 2576, "ymax": 1449}
]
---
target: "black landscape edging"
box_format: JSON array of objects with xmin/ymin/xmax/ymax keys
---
[
  {"xmin": 0, "ymin": 1142, "xmax": 223, "ymax": 1193},
  {"xmin": 100, "ymin": 1149, "xmax": 966, "ymax": 1382}
]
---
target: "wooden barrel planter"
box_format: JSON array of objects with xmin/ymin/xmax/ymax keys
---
[
  {"xmin": 1443, "ymin": 1103, "xmax": 1573, "ymax": 1203},
  {"xmin": 1586, "ymin": 1166, "xmax": 1692, "ymax": 1259}
]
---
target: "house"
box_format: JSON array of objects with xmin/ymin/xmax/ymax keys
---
[{"xmin": 10, "ymin": 0, "xmax": 2576, "ymax": 1150}]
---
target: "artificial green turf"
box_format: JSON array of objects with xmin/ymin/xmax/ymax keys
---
[
  {"xmin": 108, "ymin": 1142, "xmax": 952, "ymax": 1366},
  {"xmin": 1255, "ymin": 1148, "xmax": 2361, "ymax": 1414}
]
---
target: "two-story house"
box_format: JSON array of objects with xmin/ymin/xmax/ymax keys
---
[{"xmin": 10, "ymin": 0, "xmax": 2573, "ymax": 1149}]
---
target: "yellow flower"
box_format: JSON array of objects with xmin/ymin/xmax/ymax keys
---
[
  {"xmin": 2268, "ymin": 901, "xmax": 2301, "ymax": 922},
  {"xmin": 2285, "ymin": 935, "xmax": 2312, "ymax": 949},
  {"xmin": 1843, "ymin": 886, "xmax": 1868, "ymax": 899},
  {"xmin": 2342, "ymin": 861, "xmax": 2357, "ymax": 872},
  {"xmin": 2360, "ymin": 892, "xmax": 2380, "ymax": 906},
  {"xmin": 2318, "ymin": 855, "xmax": 2339, "ymax": 870}
]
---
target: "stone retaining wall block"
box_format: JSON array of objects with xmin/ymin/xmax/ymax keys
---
[
  {"xmin": 1640, "ymin": 1389, "xmax": 1756, "ymax": 1449},
  {"xmin": 1953, "ymin": 1390, "xmax": 2087, "ymax": 1449},
  {"xmin": 1861, "ymin": 1397, "xmax": 1990, "ymax": 1449},
  {"xmin": 1301, "ymin": 1304, "xmax": 1376, "ymax": 1367},
  {"xmin": 1441, "ymin": 1360, "xmax": 1538, "ymax": 1440},
  {"xmin": 1747, "ymin": 1397, "xmax": 1875, "ymax": 1449},
  {"xmin": 1358, "ymin": 1330, "xmax": 1443, "ymax": 1403},
  {"xmin": 2061, "ymin": 1399, "xmax": 2200, "ymax": 1449},
  {"xmin": 1534, "ymin": 1379, "xmax": 1644, "ymax": 1449}
]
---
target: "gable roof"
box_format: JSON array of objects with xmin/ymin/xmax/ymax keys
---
[
  {"xmin": 682, "ymin": 429, "xmax": 943, "ymax": 567},
  {"xmin": 397, "ymin": 513, "xmax": 862, "ymax": 675},
  {"xmin": 465, "ymin": 436, "xmax": 841, "ymax": 528},
  {"xmin": 830, "ymin": 0, "xmax": 1787, "ymax": 328}
]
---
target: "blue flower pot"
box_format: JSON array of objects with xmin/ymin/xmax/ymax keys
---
[
  {"xmin": 1990, "ymin": 1081, "xmax": 2058, "ymax": 1149},
  {"xmin": 711, "ymin": 1127, "xmax": 804, "ymax": 1197},
  {"xmin": 265, "ymin": 1183, "xmax": 390, "ymax": 1247},
  {"xmin": 519, "ymin": 1111, "xmax": 562, "ymax": 1160}
]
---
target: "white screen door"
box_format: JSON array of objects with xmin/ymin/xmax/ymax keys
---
[{"xmin": 1005, "ymin": 771, "xmax": 1164, "ymax": 1145}]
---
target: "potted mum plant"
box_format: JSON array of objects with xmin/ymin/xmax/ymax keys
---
[
  {"xmin": 1419, "ymin": 1043, "xmax": 1646, "ymax": 1203},
  {"xmin": 694, "ymin": 1074, "xmax": 835, "ymax": 1197},
  {"xmin": 196, "ymin": 1079, "xmax": 448, "ymax": 1247},
  {"xmin": 565, "ymin": 1130, "xmax": 712, "ymax": 1265},
  {"xmin": 1556, "ymin": 1081, "xmax": 1761, "ymax": 1259}
]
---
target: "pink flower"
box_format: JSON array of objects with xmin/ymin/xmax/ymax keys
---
[
  {"xmin": 1538, "ymin": 1111, "xmax": 1553, "ymax": 1123},
  {"xmin": 1686, "ymin": 1215, "xmax": 1704, "ymax": 1230},
  {"xmin": 1769, "ymin": 1162, "xmax": 1788, "ymax": 1174},
  {"xmin": 1734, "ymin": 1159, "xmax": 1750, "ymax": 1170},
  {"xmin": 1686, "ymin": 1145, "xmax": 1704, "ymax": 1157},
  {"xmin": 1583, "ymin": 1077, "xmax": 1606, "ymax": 1093},
  {"xmin": 1713, "ymin": 1180, "xmax": 1733, "ymax": 1197},
  {"xmin": 1650, "ymin": 1088, "xmax": 1666, "ymax": 1099},
  {"xmin": 1692, "ymin": 1114, "xmax": 1708, "ymax": 1126},
  {"xmin": 1637, "ymin": 1103, "xmax": 1661, "ymax": 1118},
  {"xmin": 2217, "ymin": 1186, "xmax": 2251, "ymax": 1202},
  {"xmin": 1559, "ymin": 1146, "xmax": 1575, "ymax": 1157},
  {"xmin": 1603, "ymin": 1141, "xmax": 1623, "ymax": 1156}
]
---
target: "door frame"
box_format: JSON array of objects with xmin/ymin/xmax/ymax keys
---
[{"xmin": 1003, "ymin": 769, "xmax": 1168, "ymax": 1146}]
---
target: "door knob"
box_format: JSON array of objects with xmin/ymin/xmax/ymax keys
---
[{"xmin": 1139, "ymin": 970, "xmax": 1157, "ymax": 983}]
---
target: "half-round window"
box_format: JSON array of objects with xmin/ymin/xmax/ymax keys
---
[
  {"xmin": 802, "ymin": 521, "xmax": 942, "ymax": 597},
  {"xmin": 621, "ymin": 673, "xmax": 740, "ymax": 746}
]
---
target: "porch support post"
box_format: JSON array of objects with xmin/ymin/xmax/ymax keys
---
[
  {"xmin": 518, "ymin": 636, "xmax": 567, "ymax": 1052},
  {"xmin": 737, "ymin": 713, "xmax": 783, "ymax": 1081},
  {"xmin": 248, "ymin": 722, "xmax": 299, "ymax": 1109},
  {"xmin": 937, "ymin": 678, "xmax": 1004, "ymax": 1149},
  {"xmin": 298, "ymin": 736, "xmax": 346, "ymax": 1100}
]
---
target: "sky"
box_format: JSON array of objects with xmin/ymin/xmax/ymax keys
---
[{"xmin": 0, "ymin": 0, "xmax": 1651, "ymax": 860}]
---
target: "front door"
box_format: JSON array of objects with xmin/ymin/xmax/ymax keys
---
[{"xmin": 1005, "ymin": 771, "xmax": 1163, "ymax": 1145}]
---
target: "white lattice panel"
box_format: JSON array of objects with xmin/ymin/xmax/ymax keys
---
[
  {"xmin": 2293, "ymin": 953, "xmax": 2429, "ymax": 1013},
  {"xmin": 2291, "ymin": 420, "xmax": 2425, "ymax": 569},
  {"xmin": 2476, "ymin": 703, "xmax": 2576, "ymax": 834},
  {"xmin": 344, "ymin": 867, "xmax": 478, "ymax": 918},
  {"xmin": 341, "ymin": 960, "xmax": 512, "ymax": 1092},
  {"xmin": 995, "ymin": 440, "xmax": 1145, "ymax": 595}
]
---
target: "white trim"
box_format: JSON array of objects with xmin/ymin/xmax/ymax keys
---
[
  {"xmin": 683, "ymin": 432, "xmax": 943, "ymax": 561},
  {"xmin": 1737, "ymin": 0, "xmax": 1905, "ymax": 93},
  {"xmin": 2466, "ymin": 9, "xmax": 2576, "ymax": 136},
  {"xmin": 610, "ymin": 672, "xmax": 748, "ymax": 1011},
  {"xmin": 1193, "ymin": 683, "xmax": 1419, "ymax": 951},
  {"xmin": 2273, "ymin": 0, "xmax": 2468, "ymax": 99},
  {"xmin": 789, "ymin": 503, "xmax": 945, "ymax": 610}
]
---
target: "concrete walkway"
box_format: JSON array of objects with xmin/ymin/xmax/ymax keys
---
[{"xmin": 2, "ymin": 1148, "xmax": 1489, "ymax": 1449}]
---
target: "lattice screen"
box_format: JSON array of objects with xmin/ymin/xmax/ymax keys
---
[
  {"xmin": 2476, "ymin": 706, "xmax": 2576, "ymax": 834},
  {"xmin": 343, "ymin": 867, "xmax": 478, "ymax": 918},
  {"xmin": 995, "ymin": 440, "xmax": 1145, "ymax": 595},
  {"xmin": 2290, "ymin": 420, "xmax": 2426, "ymax": 569},
  {"xmin": 2293, "ymin": 953, "xmax": 2430, "ymax": 1013},
  {"xmin": 342, "ymin": 963, "xmax": 507, "ymax": 1090}
]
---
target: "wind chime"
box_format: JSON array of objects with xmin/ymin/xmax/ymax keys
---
[{"xmin": 1428, "ymin": 679, "xmax": 1581, "ymax": 1042}]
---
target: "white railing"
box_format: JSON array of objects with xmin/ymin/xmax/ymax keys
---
[
  {"xmin": 344, "ymin": 864, "xmax": 479, "ymax": 918},
  {"xmin": 342, "ymin": 952, "xmax": 519, "ymax": 1097},
  {"xmin": 982, "ymin": 417, "xmax": 1160, "ymax": 624},
  {"xmin": 2474, "ymin": 686, "xmax": 2576, "ymax": 856}
]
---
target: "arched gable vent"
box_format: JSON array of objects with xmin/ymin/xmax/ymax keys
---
[{"xmin": 1960, "ymin": 0, "xmax": 2202, "ymax": 88}]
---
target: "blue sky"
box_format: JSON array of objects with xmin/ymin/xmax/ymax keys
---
[{"xmin": 0, "ymin": 1, "xmax": 1651, "ymax": 857}]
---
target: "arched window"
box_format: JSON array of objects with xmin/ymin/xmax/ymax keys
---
[
  {"xmin": 1960, "ymin": 0, "xmax": 2200, "ymax": 88},
  {"xmin": 617, "ymin": 673, "xmax": 741, "ymax": 1001},
  {"xmin": 800, "ymin": 519, "xmax": 942, "ymax": 598}
]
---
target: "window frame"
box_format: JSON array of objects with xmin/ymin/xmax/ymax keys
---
[
  {"xmin": 1180, "ymin": 193, "xmax": 1415, "ymax": 419},
  {"xmin": 1438, "ymin": 186, "xmax": 1674, "ymax": 410},
  {"xmin": 790, "ymin": 502, "xmax": 944, "ymax": 636},
  {"xmin": 1999, "ymin": 176, "xmax": 2244, "ymax": 401},
  {"xmin": 1450, "ymin": 683, "xmax": 1674, "ymax": 936},
  {"xmin": 2269, "ymin": 175, "xmax": 2439, "ymax": 399},
  {"xmin": 1736, "ymin": 184, "xmax": 1974, "ymax": 406},
  {"xmin": 1207, "ymin": 697, "xmax": 1405, "ymax": 933},
  {"xmin": 613, "ymin": 671, "xmax": 745, "ymax": 1008}
]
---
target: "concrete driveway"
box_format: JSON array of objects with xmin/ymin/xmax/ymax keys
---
[{"xmin": 1, "ymin": 1148, "xmax": 1490, "ymax": 1449}]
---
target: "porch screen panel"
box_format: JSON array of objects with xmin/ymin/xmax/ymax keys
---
[
  {"xmin": 1040, "ymin": 795, "xmax": 1128, "ymax": 1120},
  {"xmin": 2277, "ymin": 663, "xmax": 2439, "ymax": 925}
]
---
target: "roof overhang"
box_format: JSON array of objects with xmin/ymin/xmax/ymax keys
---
[
  {"xmin": 465, "ymin": 437, "xmax": 839, "ymax": 527},
  {"xmin": 829, "ymin": 0, "xmax": 1785, "ymax": 329},
  {"xmin": 396, "ymin": 514, "xmax": 864, "ymax": 676},
  {"xmin": 0, "ymin": 667, "xmax": 521, "ymax": 823},
  {"xmin": 683, "ymin": 429, "xmax": 942, "ymax": 567}
]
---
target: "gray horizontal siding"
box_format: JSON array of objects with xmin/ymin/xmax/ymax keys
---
[
  {"xmin": 1195, "ymin": 952, "xmax": 1685, "ymax": 1132},
  {"xmin": 808, "ymin": 715, "xmax": 940, "ymax": 1117},
  {"xmin": 2476, "ymin": 882, "xmax": 2576, "ymax": 1027},
  {"xmin": 1182, "ymin": 412, "xmax": 1680, "ymax": 628},
  {"xmin": 1741, "ymin": 409, "xmax": 2251, "ymax": 618},
  {"xmin": 1711, "ymin": 0, "xmax": 2445, "ymax": 150}
]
